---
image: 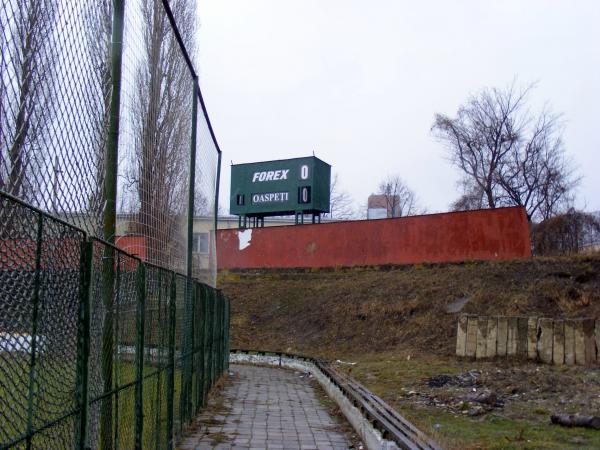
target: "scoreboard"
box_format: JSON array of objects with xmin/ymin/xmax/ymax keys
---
[{"xmin": 230, "ymin": 156, "xmax": 331, "ymax": 221}]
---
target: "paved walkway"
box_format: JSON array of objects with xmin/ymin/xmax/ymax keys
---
[{"xmin": 179, "ymin": 364, "xmax": 356, "ymax": 449}]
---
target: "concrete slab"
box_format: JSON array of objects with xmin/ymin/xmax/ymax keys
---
[
  {"xmin": 575, "ymin": 320, "xmax": 586, "ymax": 365},
  {"xmin": 485, "ymin": 317, "xmax": 498, "ymax": 358},
  {"xmin": 537, "ymin": 318, "xmax": 553, "ymax": 364},
  {"xmin": 476, "ymin": 317, "xmax": 488, "ymax": 359},
  {"xmin": 596, "ymin": 320, "xmax": 600, "ymax": 364},
  {"xmin": 583, "ymin": 319, "xmax": 596, "ymax": 365},
  {"xmin": 466, "ymin": 316, "xmax": 478, "ymax": 357},
  {"xmin": 527, "ymin": 317, "xmax": 538, "ymax": 359},
  {"xmin": 507, "ymin": 317, "xmax": 518, "ymax": 356},
  {"xmin": 497, "ymin": 317, "xmax": 508, "ymax": 356},
  {"xmin": 456, "ymin": 315, "xmax": 468, "ymax": 357},
  {"xmin": 553, "ymin": 320, "xmax": 564, "ymax": 365},
  {"xmin": 565, "ymin": 320, "xmax": 576, "ymax": 365},
  {"xmin": 517, "ymin": 317, "xmax": 528, "ymax": 357}
]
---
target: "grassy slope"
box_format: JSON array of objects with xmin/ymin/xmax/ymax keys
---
[
  {"xmin": 222, "ymin": 255, "xmax": 600, "ymax": 357},
  {"xmin": 221, "ymin": 254, "xmax": 600, "ymax": 449}
]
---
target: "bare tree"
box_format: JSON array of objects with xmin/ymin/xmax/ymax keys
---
[
  {"xmin": 495, "ymin": 110, "xmax": 578, "ymax": 220},
  {"xmin": 532, "ymin": 209, "xmax": 600, "ymax": 255},
  {"xmin": 377, "ymin": 175, "xmax": 417, "ymax": 217},
  {"xmin": 324, "ymin": 173, "xmax": 356, "ymax": 220},
  {"xmin": 0, "ymin": 0, "xmax": 56, "ymax": 199},
  {"xmin": 84, "ymin": 0, "xmax": 112, "ymax": 222},
  {"xmin": 433, "ymin": 82, "xmax": 578, "ymax": 221},
  {"xmin": 450, "ymin": 180, "xmax": 485, "ymax": 212},
  {"xmin": 129, "ymin": 0, "xmax": 197, "ymax": 267}
]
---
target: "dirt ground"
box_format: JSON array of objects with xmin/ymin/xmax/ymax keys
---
[
  {"xmin": 337, "ymin": 351, "xmax": 600, "ymax": 449},
  {"xmin": 220, "ymin": 254, "xmax": 600, "ymax": 448}
]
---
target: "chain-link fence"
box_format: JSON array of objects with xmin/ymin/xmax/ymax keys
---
[
  {"xmin": 0, "ymin": 0, "xmax": 221, "ymax": 286},
  {"xmin": 1, "ymin": 0, "xmax": 228, "ymax": 447},
  {"xmin": 0, "ymin": 191, "xmax": 230, "ymax": 449}
]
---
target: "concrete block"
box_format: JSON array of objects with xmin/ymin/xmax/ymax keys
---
[
  {"xmin": 527, "ymin": 317, "xmax": 538, "ymax": 359},
  {"xmin": 486, "ymin": 317, "xmax": 498, "ymax": 358},
  {"xmin": 497, "ymin": 317, "xmax": 508, "ymax": 356},
  {"xmin": 537, "ymin": 318, "xmax": 553, "ymax": 364},
  {"xmin": 456, "ymin": 314, "xmax": 468, "ymax": 357},
  {"xmin": 564, "ymin": 320, "xmax": 576, "ymax": 365},
  {"xmin": 507, "ymin": 317, "xmax": 518, "ymax": 356},
  {"xmin": 466, "ymin": 316, "xmax": 478, "ymax": 357},
  {"xmin": 476, "ymin": 317, "xmax": 488, "ymax": 359},
  {"xmin": 596, "ymin": 320, "xmax": 600, "ymax": 364},
  {"xmin": 517, "ymin": 317, "xmax": 529, "ymax": 357},
  {"xmin": 583, "ymin": 319, "xmax": 596, "ymax": 365},
  {"xmin": 575, "ymin": 320, "xmax": 585, "ymax": 365},
  {"xmin": 552, "ymin": 320, "xmax": 565, "ymax": 365}
]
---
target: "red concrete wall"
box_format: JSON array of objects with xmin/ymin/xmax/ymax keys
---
[
  {"xmin": 217, "ymin": 207, "xmax": 531, "ymax": 269},
  {"xmin": 115, "ymin": 235, "xmax": 147, "ymax": 261}
]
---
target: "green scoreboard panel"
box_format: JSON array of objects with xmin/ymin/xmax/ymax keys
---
[{"xmin": 230, "ymin": 156, "xmax": 331, "ymax": 217}]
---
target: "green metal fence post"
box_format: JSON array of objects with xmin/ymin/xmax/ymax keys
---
[
  {"xmin": 102, "ymin": 0, "xmax": 125, "ymax": 447},
  {"xmin": 134, "ymin": 263, "xmax": 146, "ymax": 450},
  {"xmin": 113, "ymin": 256, "xmax": 122, "ymax": 450},
  {"xmin": 195, "ymin": 284, "xmax": 205, "ymax": 410},
  {"xmin": 186, "ymin": 78, "xmax": 199, "ymax": 284},
  {"xmin": 200, "ymin": 284, "xmax": 208, "ymax": 405},
  {"xmin": 25, "ymin": 213, "xmax": 43, "ymax": 450},
  {"xmin": 223, "ymin": 293, "xmax": 230, "ymax": 371},
  {"xmin": 208, "ymin": 289, "xmax": 215, "ymax": 387},
  {"xmin": 166, "ymin": 272, "xmax": 176, "ymax": 450},
  {"xmin": 214, "ymin": 150, "xmax": 222, "ymax": 235},
  {"xmin": 193, "ymin": 284, "xmax": 200, "ymax": 414},
  {"xmin": 179, "ymin": 76, "xmax": 199, "ymax": 430},
  {"xmin": 75, "ymin": 240, "xmax": 93, "ymax": 450},
  {"xmin": 204, "ymin": 289, "xmax": 211, "ymax": 391},
  {"xmin": 153, "ymin": 269, "xmax": 164, "ymax": 450},
  {"xmin": 226, "ymin": 295, "xmax": 230, "ymax": 370},
  {"xmin": 216, "ymin": 293, "xmax": 221, "ymax": 376}
]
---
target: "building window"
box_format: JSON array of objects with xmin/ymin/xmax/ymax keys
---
[
  {"xmin": 193, "ymin": 233, "xmax": 209, "ymax": 254},
  {"xmin": 298, "ymin": 186, "xmax": 311, "ymax": 204}
]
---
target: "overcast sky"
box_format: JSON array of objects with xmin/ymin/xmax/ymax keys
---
[{"xmin": 196, "ymin": 0, "xmax": 600, "ymax": 216}]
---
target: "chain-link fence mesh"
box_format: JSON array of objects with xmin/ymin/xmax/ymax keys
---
[
  {"xmin": 1, "ymin": 0, "xmax": 227, "ymax": 447},
  {"xmin": 1, "ymin": 191, "xmax": 230, "ymax": 449},
  {"xmin": 1, "ymin": 0, "xmax": 221, "ymax": 287}
]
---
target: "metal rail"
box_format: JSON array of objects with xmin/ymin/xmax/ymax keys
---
[{"xmin": 230, "ymin": 349, "xmax": 442, "ymax": 450}]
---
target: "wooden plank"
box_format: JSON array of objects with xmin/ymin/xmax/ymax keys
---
[
  {"xmin": 486, "ymin": 317, "xmax": 498, "ymax": 358},
  {"xmin": 466, "ymin": 316, "xmax": 478, "ymax": 357},
  {"xmin": 527, "ymin": 317, "xmax": 538, "ymax": 359},
  {"xmin": 553, "ymin": 320, "xmax": 565, "ymax": 365},
  {"xmin": 537, "ymin": 318, "xmax": 553, "ymax": 364},
  {"xmin": 476, "ymin": 317, "xmax": 488, "ymax": 359},
  {"xmin": 564, "ymin": 320, "xmax": 576, "ymax": 365},
  {"xmin": 507, "ymin": 317, "xmax": 518, "ymax": 356},
  {"xmin": 456, "ymin": 314, "xmax": 468, "ymax": 357},
  {"xmin": 497, "ymin": 317, "xmax": 508, "ymax": 356}
]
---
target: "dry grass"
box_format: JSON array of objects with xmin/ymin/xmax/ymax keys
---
[{"xmin": 221, "ymin": 255, "xmax": 600, "ymax": 358}]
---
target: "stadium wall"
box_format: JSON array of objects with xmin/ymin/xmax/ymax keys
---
[{"xmin": 216, "ymin": 206, "xmax": 531, "ymax": 270}]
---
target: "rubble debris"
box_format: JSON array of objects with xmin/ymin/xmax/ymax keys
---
[{"xmin": 425, "ymin": 370, "xmax": 481, "ymax": 388}]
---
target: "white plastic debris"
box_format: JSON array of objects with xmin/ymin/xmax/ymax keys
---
[
  {"xmin": 335, "ymin": 359, "xmax": 357, "ymax": 365},
  {"xmin": 0, "ymin": 333, "xmax": 46, "ymax": 354}
]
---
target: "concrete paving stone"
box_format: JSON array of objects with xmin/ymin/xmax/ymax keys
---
[{"xmin": 179, "ymin": 364, "xmax": 354, "ymax": 449}]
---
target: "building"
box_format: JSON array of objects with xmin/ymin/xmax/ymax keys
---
[
  {"xmin": 367, "ymin": 194, "xmax": 398, "ymax": 219},
  {"xmin": 114, "ymin": 214, "xmax": 301, "ymax": 273}
]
